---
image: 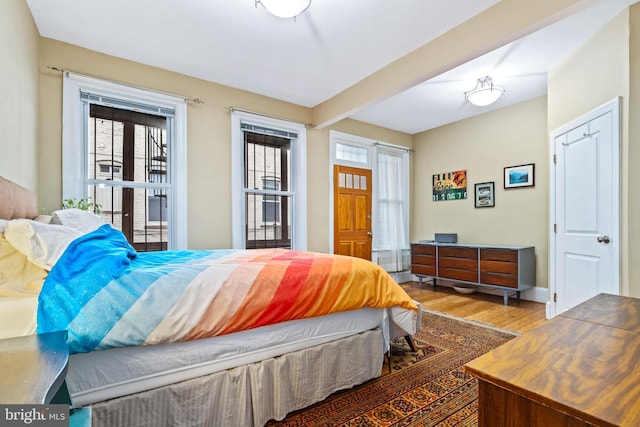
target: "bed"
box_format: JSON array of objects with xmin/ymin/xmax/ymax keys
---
[{"xmin": 0, "ymin": 176, "xmax": 421, "ymax": 426}]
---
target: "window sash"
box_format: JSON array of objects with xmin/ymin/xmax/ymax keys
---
[{"xmin": 62, "ymin": 72, "xmax": 187, "ymax": 249}]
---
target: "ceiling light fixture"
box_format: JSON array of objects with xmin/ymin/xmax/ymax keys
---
[
  {"xmin": 256, "ymin": 0, "xmax": 312, "ymax": 18},
  {"xmin": 464, "ymin": 76, "xmax": 504, "ymax": 107}
]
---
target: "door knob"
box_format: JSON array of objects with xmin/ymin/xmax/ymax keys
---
[
  {"xmin": 597, "ymin": 235, "xmax": 611, "ymax": 244},
  {"xmin": 367, "ymin": 232, "xmax": 372, "ymax": 237}
]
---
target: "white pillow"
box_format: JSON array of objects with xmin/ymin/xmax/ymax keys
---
[
  {"xmin": 4, "ymin": 219, "xmax": 82, "ymax": 270},
  {"xmin": 34, "ymin": 214, "xmax": 53, "ymax": 224},
  {"xmin": 51, "ymin": 208, "xmax": 105, "ymax": 234}
]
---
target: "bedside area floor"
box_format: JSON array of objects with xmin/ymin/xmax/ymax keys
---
[{"xmin": 400, "ymin": 281, "xmax": 547, "ymax": 334}]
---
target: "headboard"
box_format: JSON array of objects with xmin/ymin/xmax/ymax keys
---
[{"xmin": 0, "ymin": 176, "xmax": 38, "ymax": 220}]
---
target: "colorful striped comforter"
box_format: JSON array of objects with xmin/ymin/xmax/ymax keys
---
[{"xmin": 37, "ymin": 225, "xmax": 417, "ymax": 354}]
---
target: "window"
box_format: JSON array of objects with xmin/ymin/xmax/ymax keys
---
[
  {"xmin": 231, "ymin": 111, "xmax": 307, "ymax": 250},
  {"xmin": 374, "ymin": 147, "xmax": 410, "ymax": 272},
  {"xmin": 335, "ymin": 142, "xmax": 368, "ymax": 164},
  {"xmin": 62, "ymin": 73, "xmax": 187, "ymax": 250}
]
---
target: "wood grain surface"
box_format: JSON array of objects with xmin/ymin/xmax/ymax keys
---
[{"xmin": 465, "ymin": 294, "xmax": 640, "ymax": 427}]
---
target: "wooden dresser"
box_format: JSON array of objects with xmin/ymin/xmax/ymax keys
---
[
  {"xmin": 410, "ymin": 242, "xmax": 535, "ymax": 305},
  {"xmin": 465, "ymin": 294, "xmax": 640, "ymax": 426}
]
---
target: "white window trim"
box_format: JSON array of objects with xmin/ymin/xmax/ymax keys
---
[
  {"xmin": 62, "ymin": 73, "xmax": 188, "ymax": 249},
  {"xmin": 231, "ymin": 111, "xmax": 307, "ymax": 250},
  {"xmin": 328, "ymin": 131, "xmax": 410, "ymax": 260}
]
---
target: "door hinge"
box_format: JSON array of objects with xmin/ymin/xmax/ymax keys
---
[
  {"xmin": 554, "ymin": 293, "xmax": 557, "ymax": 303},
  {"xmin": 553, "ymin": 154, "xmax": 557, "ymax": 164},
  {"xmin": 554, "ymin": 224, "xmax": 557, "ymax": 233}
]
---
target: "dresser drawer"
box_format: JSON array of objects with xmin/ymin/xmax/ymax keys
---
[
  {"xmin": 438, "ymin": 246, "xmax": 477, "ymax": 260},
  {"xmin": 438, "ymin": 268, "xmax": 479, "ymax": 283},
  {"xmin": 480, "ymin": 248, "xmax": 518, "ymax": 263},
  {"xmin": 412, "ymin": 244, "xmax": 436, "ymax": 256},
  {"xmin": 480, "ymin": 260, "xmax": 518, "ymax": 275},
  {"xmin": 479, "ymin": 273, "xmax": 518, "ymax": 288},
  {"xmin": 412, "ymin": 254, "xmax": 435, "ymax": 267},
  {"xmin": 412, "ymin": 265, "xmax": 436, "ymax": 277}
]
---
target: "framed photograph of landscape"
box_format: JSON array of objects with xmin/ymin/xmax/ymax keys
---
[
  {"xmin": 504, "ymin": 163, "xmax": 535, "ymax": 189},
  {"xmin": 474, "ymin": 181, "xmax": 495, "ymax": 208}
]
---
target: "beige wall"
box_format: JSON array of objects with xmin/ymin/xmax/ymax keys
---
[
  {"xmin": 412, "ymin": 96, "xmax": 549, "ymax": 288},
  {"xmin": 0, "ymin": 1, "xmax": 40, "ymax": 192},
  {"xmin": 548, "ymin": 8, "xmax": 636, "ymax": 296},
  {"xmin": 37, "ymin": 39, "xmax": 412, "ymax": 252},
  {"xmin": 547, "ymin": 10, "xmax": 629, "ymax": 132}
]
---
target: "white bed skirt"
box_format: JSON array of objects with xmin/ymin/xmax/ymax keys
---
[{"xmin": 87, "ymin": 327, "xmax": 384, "ymax": 427}]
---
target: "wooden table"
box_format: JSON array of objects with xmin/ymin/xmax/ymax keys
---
[
  {"xmin": 465, "ymin": 293, "xmax": 640, "ymax": 426},
  {"xmin": 0, "ymin": 331, "xmax": 69, "ymax": 404}
]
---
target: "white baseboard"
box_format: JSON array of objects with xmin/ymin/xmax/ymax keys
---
[
  {"xmin": 409, "ymin": 275, "xmax": 548, "ymax": 304},
  {"xmin": 391, "ymin": 271, "xmax": 414, "ymax": 284},
  {"xmin": 521, "ymin": 286, "xmax": 549, "ymax": 304},
  {"xmin": 546, "ymin": 301, "xmax": 556, "ymax": 319}
]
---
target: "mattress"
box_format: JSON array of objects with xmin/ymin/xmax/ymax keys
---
[
  {"xmin": 0, "ymin": 296, "xmax": 38, "ymax": 339},
  {"xmin": 67, "ymin": 306, "xmax": 393, "ymax": 407}
]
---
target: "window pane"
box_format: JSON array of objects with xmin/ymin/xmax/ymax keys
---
[
  {"xmin": 89, "ymin": 105, "xmax": 167, "ymax": 185},
  {"xmin": 244, "ymin": 133, "xmax": 290, "ymax": 191},
  {"xmin": 336, "ymin": 142, "xmax": 368, "ymax": 163},
  {"xmin": 89, "ymin": 184, "xmax": 168, "ymax": 252},
  {"xmin": 89, "ymin": 118, "xmax": 123, "ymax": 181}
]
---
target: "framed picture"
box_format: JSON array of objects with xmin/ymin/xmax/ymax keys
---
[
  {"xmin": 474, "ymin": 181, "xmax": 495, "ymax": 208},
  {"xmin": 504, "ymin": 163, "xmax": 535, "ymax": 189},
  {"xmin": 432, "ymin": 170, "xmax": 467, "ymax": 201}
]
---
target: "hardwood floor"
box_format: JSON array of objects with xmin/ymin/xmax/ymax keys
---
[{"xmin": 401, "ymin": 281, "xmax": 548, "ymax": 333}]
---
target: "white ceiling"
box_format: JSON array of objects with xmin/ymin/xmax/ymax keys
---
[{"xmin": 26, "ymin": 0, "xmax": 638, "ymax": 135}]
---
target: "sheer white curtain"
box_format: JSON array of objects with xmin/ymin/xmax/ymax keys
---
[{"xmin": 373, "ymin": 147, "xmax": 410, "ymax": 272}]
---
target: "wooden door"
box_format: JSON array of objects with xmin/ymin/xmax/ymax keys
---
[
  {"xmin": 553, "ymin": 99, "xmax": 619, "ymax": 314},
  {"xmin": 333, "ymin": 165, "xmax": 372, "ymax": 260}
]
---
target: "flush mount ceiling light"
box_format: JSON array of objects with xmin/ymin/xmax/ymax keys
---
[
  {"xmin": 464, "ymin": 76, "xmax": 504, "ymax": 107},
  {"xmin": 256, "ymin": 0, "xmax": 312, "ymax": 18}
]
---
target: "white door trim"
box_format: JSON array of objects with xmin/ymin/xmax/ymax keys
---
[{"xmin": 548, "ymin": 97, "xmax": 621, "ymax": 318}]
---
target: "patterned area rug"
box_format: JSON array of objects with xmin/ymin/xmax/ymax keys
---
[{"xmin": 268, "ymin": 310, "xmax": 518, "ymax": 426}]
